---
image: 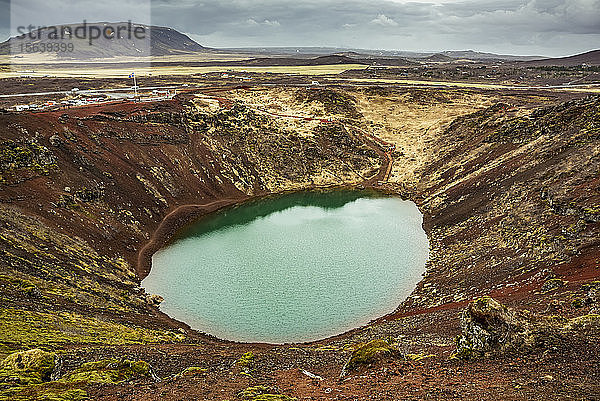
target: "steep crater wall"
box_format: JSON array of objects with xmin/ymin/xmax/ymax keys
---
[{"xmin": 0, "ymin": 98, "xmax": 381, "ymax": 349}]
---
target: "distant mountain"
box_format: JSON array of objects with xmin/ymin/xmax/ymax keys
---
[
  {"xmin": 420, "ymin": 53, "xmax": 454, "ymax": 63},
  {"xmin": 222, "ymin": 47, "xmax": 542, "ymax": 62},
  {"xmin": 521, "ymin": 49, "xmax": 600, "ymax": 67},
  {"xmin": 243, "ymin": 55, "xmax": 362, "ymax": 66},
  {"xmin": 332, "ymin": 51, "xmax": 363, "ymax": 57},
  {"xmin": 196, "ymin": 54, "xmax": 416, "ymax": 67},
  {"xmin": 439, "ymin": 50, "xmax": 542, "ymax": 61},
  {"xmin": 0, "ymin": 22, "xmax": 206, "ymax": 59},
  {"xmin": 1, "ymin": 24, "xmax": 559, "ymax": 65}
]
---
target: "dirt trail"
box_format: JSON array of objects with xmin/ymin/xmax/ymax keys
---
[
  {"xmin": 136, "ymin": 198, "xmax": 244, "ymax": 278},
  {"xmin": 346, "ymin": 124, "xmax": 395, "ymax": 182},
  {"xmin": 133, "ymin": 88, "xmax": 397, "ymax": 283},
  {"xmin": 198, "ymin": 88, "xmax": 397, "ymax": 185}
]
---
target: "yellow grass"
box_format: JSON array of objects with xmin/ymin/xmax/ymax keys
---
[
  {"xmin": 6, "ymin": 53, "xmax": 252, "ymax": 65},
  {"xmin": 0, "ymin": 64, "xmax": 368, "ymax": 79},
  {"xmin": 555, "ymin": 87, "xmax": 600, "ymax": 93}
]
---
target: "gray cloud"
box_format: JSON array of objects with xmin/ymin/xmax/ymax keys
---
[
  {"xmin": 3, "ymin": 0, "xmax": 599, "ymax": 56},
  {"xmin": 371, "ymin": 14, "xmax": 399, "ymax": 27},
  {"xmin": 0, "ymin": 0, "xmax": 10, "ymax": 40}
]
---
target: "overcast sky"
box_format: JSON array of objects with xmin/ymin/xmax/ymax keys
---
[{"xmin": 2, "ymin": 0, "xmax": 599, "ymax": 57}]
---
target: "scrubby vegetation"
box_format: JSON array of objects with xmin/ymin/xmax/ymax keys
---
[
  {"xmin": 485, "ymin": 96, "xmax": 600, "ymax": 144},
  {"xmin": 0, "ymin": 140, "xmax": 57, "ymax": 184},
  {"xmin": 184, "ymin": 100, "xmax": 379, "ymax": 191},
  {"xmin": 0, "ymin": 350, "xmax": 152, "ymax": 401},
  {"xmin": 60, "ymin": 359, "xmax": 150, "ymax": 384},
  {"xmin": 295, "ymin": 89, "xmax": 361, "ymax": 118},
  {"xmin": 0, "ymin": 349, "xmax": 56, "ymax": 386}
]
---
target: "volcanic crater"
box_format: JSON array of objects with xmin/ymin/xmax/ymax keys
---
[{"xmin": 1, "ymin": 84, "xmax": 599, "ymax": 400}]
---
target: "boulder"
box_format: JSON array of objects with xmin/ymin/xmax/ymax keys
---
[
  {"xmin": 454, "ymin": 297, "xmax": 600, "ymax": 359},
  {"xmin": 62, "ymin": 359, "xmax": 150, "ymax": 384},
  {"xmin": 454, "ymin": 297, "xmax": 528, "ymax": 359},
  {"xmin": 340, "ymin": 339, "xmax": 402, "ymax": 377},
  {"xmin": 145, "ymin": 294, "xmax": 164, "ymax": 306},
  {"xmin": 0, "ymin": 349, "xmax": 56, "ymax": 385}
]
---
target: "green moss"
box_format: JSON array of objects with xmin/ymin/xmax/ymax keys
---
[
  {"xmin": 37, "ymin": 388, "xmax": 88, "ymax": 401},
  {"xmin": 0, "ymin": 349, "xmax": 56, "ymax": 386},
  {"xmin": 235, "ymin": 352, "xmax": 254, "ymax": 368},
  {"xmin": 452, "ymin": 338, "xmax": 474, "ymax": 360},
  {"xmin": 131, "ymin": 361, "xmax": 150, "ymax": 375},
  {"xmin": 569, "ymin": 314, "xmax": 600, "ymax": 329},
  {"xmin": 251, "ymin": 396, "xmax": 295, "ymax": 401},
  {"xmin": 546, "ymin": 315, "xmax": 569, "ymax": 325},
  {"xmin": 176, "ymin": 366, "xmax": 207, "ymax": 378},
  {"xmin": 0, "ymin": 308, "xmax": 183, "ymax": 351},
  {"xmin": 234, "ymin": 352, "xmax": 255, "ymax": 375},
  {"xmin": 239, "ymin": 386, "xmax": 270, "ymax": 398},
  {"xmin": 342, "ymin": 339, "xmax": 401, "ymax": 374},
  {"xmin": 238, "ymin": 386, "xmax": 295, "ymax": 401},
  {"xmin": 473, "ymin": 296, "xmax": 498, "ymax": 311},
  {"xmin": 0, "ymin": 356, "xmax": 148, "ymax": 399},
  {"xmin": 406, "ymin": 353, "xmax": 436, "ymax": 361},
  {"xmin": 0, "ymin": 387, "xmax": 88, "ymax": 401},
  {"xmin": 581, "ymin": 281, "xmax": 600, "ymax": 292},
  {"xmin": 0, "ymin": 140, "xmax": 58, "ymax": 181},
  {"xmin": 0, "ymin": 275, "xmax": 39, "ymax": 297},
  {"xmin": 0, "ymin": 205, "xmax": 143, "ymax": 319},
  {"xmin": 60, "ymin": 359, "xmax": 150, "ymax": 384},
  {"xmin": 453, "ymin": 297, "xmax": 522, "ymax": 360}
]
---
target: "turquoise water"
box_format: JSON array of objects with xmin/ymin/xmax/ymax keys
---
[{"xmin": 142, "ymin": 191, "xmax": 429, "ymax": 343}]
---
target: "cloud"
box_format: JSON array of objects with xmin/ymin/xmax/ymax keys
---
[
  {"xmin": 2, "ymin": 0, "xmax": 599, "ymax": 56},
  {"xmin": 151, "ymin": 0, "xmax": 599, "ymax": 55},
  {"xmin": 0, "ymin": 0, "xmax": 9, "ymax": 40},
  {"xmin": 247, "ymin": 18, "xmax": 280, "ymax": 27},
  {"xmin": 262, "ymin": 19, "xmax": 281, "ymax": 27},
  {"xmin": 370, "ymin": 14, "xmax": 399, "ymax": 27}
]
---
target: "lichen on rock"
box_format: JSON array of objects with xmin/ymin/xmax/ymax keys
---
[
  {"xmin": 0, "ymin": 349, "xmax": 56, "ymax": 386},
  {"xmin": 541, "ymin": 279, "xmax": 567, "ymax": 293},
  {"xmin": 454, "ymin": 297, "xmax": 600, "ymax": 360},
  {"xmin": 233, "ymin": 351, "xmax": 255, "ymax": 376},
  {"xmin": 454, "ymin": 297, "xmax": 528, "ymax": 359},
  {"xmin": 340, "ymin": 339, "xmax": 402, "ymax": 377},
  {"xmin": 0, "ymin": 139, "xmax": 58, "ymax": 184},
  {"xmin": 238, "ymin": 385, "xmax": 296, "ymax": 401},
  {"xmin": 60, "ymin": 359, "xmax": 150, "ymax": 384}
]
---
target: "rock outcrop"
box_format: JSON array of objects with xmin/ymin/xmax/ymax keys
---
[
  {"xmin": 455, "ymin": 297, "xmax": 527, "ymax": 359},
  {"xmin": 455, "ymin": 297, "xmax": 600, "ymax": 359}
]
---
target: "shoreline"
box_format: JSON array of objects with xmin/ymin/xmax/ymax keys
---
[
  {"xmin": 136, "ymin": 188, "xmax": 430, "ymax": 346},
  {"xmin": 136, "ymin": 182, "xmax": 390, "ymax": 279},
  {"xmin": 136, "ymin": 198, "xmax": 248, "ymax": 279},
  {"xmin": 133, "ymin": 182, "xmax": 437, "ymax": 347}
]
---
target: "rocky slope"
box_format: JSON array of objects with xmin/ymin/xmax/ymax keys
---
[
  {"xmin": 522, "ymin": 49, "xmax": 600, "ymax": 67},
  {"xmin": 0, "ymin": 87, "xmax": 599, "ymax": 400},
  {"xmin": 0, "ymin": 95, "xmax": 379, "ymax": 350},
  {"xmin": 399, "ymin": 95, "xmax": 600, "ymax": 312}
]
